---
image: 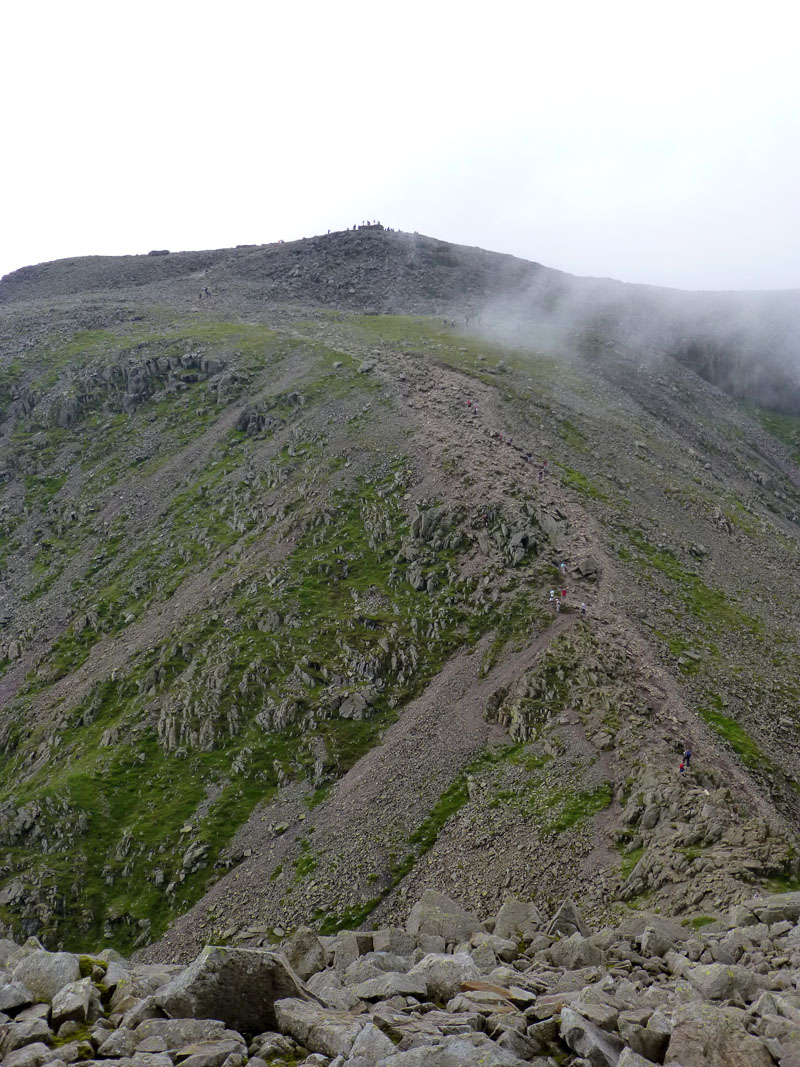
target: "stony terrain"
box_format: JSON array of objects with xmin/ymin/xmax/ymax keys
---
[
  {"xmin": 2, "ymin": 226, "xmax": 800, "ymax": 985},
  {"xmin": 5, "ymin": 886, "xmax": 800, "ymax": 1066}
]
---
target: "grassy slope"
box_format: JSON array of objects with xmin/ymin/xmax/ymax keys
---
[{"xmin": 1, "ymin": 308, "xmax": 800, "ymax": 948}]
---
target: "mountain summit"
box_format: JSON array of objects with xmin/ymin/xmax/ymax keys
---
[{"xmin": 1, "ymin": 229, "xmax": 799, "ymax": 961}]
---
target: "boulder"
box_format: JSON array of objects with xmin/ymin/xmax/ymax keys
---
[
  {"xmin": 0, "ymin": 1018, "xmax": 52, "ymax": 1056},
  {"xmin": 687, "ymin": 962, "xmax": 762, "ymax": 1003},
  {"xmin": 742, "ymin": 892, "xmax": 800, "ymax": 926},
  {"xmin": 640, "ymin": 925, "xmax": 678, "ymax": 958},
  {"xmin": 548, "ymin": 933, "xmax": 604, "ymax": 969},
  {"xmin": 618, "ymin": 1051, "xmax": 655, "ymax": 1067},
  {"xmin": 665, "ymin": 1001, "xmax": 773, "ymax": 1066},
  {"xmin": 306, "ymin": 968, "xmax": 362, "ymax": 1011},
  {"xmin": 2, "ymin": 1043, "xmax": 50, "ymax": 1067},
  {"xmin": 546, "ymin": 898, "xmax": 589, "ymax": 938},
  {"xmin": 347, "ymin": 1021, "xmax": 396, "ymax": 1064},
  {"xmin": 345, "ymin": 952, "xmax": 412, "ymax": 983},
  {"xmin": 406, "ymin": 891, "xmax": 485, "ymax": 943},
  {"xmin": 349, "ymin": 971, "xmax": 428, "ymax": 1000},
  {"xmin": 618, "ymin": 1008, "xmax": 669, "ymax": 1061},
  {"xmin": 0, "ymin": 938, "xmax": 19, "ymax": 967},
  {"xmin": 154, "ymin": 946, "xmax": 315, "ymax": 1034},
  {"xmin": 96, "ymin": 1028, "xmax": 138, "ymax": 1057},
  {"xmin": 408, "ymin": 952, "xmax": 481, "ymax": 1001},
  {"xmin": 12, "ymin": 951, "xmax": 80, "ymax": 1002},
  {"xmin": 559, "ymin": 1007, "xmax": 624, "ymax": 1066},
  {"xmin": 274, "ymin": 997, "xmax": 368, "ymax": 1058},
  {"xmin": 375, "ymin": 1031, "xmax": 528, "ymax": 1064},
  {"xmin": 0, "ymin": 980, "xmax": 33, "ymax": 1014},
  {"xmin": 50, "ymin": 977, "xmax": 101, "ymax": 1026},
  {"xmin": 372, "ymin": 928, "xmax": 416, "ymax": 956},
  {"xmin": 493, "ymin": 898, "xmax": 543, "ymax": 943},
  {"xmin": 283, "ymin": 926, "xmax": 327, "ymax": 981},
  {"xmin": 171, "ymin": 1036, "xmax": 247, "ymax": 1066},
  {"xmin": 135, "ymin": 1018, "xmax": 231, "ymax": 1050},
  {"xmin": 332, "ymin": 931, "xmax": 373, "ymax": 973}
]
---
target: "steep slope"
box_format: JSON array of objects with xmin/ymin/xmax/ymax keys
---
[{"xmin": 0, "ymin": 230, "xmax": 799, "ymax": 960}]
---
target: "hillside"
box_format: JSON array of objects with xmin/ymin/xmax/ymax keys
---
[{"xmin": 1, "ymin": 228, "xmax": 800, "ymax": 964}]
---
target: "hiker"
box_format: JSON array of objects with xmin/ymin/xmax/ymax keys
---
[
  {"xmin": 549, "ymin": 589, "xmax": 555, "ymax": 603},
  {"xmin": 561, "ymin": 587, "xmax": 567, "ymax": 600},
  {"xmin": 560, "ymin": 562, "xmax": 567, "ymax": 575},
  {"xmin": 684, "ymin": 747, "xmax": 692, "ymax": 767},
  {"xmin": 679, "ymin": 761, "xmax": 685, "ymax": 775},
  {"xmin": 538, "ymin": 468, "xmax": 544, "ymax": 483},
  {"xmin": 580, "ymin": 602, "xmax": 587, "ymax": 617}
]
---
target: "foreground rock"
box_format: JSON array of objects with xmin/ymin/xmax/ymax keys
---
[
  {"xmin": 154, "ymin": 945, "xmax": 316, "ymax": 1032},
  {"xmin": 5, "ymin": 888, "xmax": 800, "ymax": 1065}
]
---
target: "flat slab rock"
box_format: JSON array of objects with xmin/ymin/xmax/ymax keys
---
[
  {"xmin": 374, "ymin": 1031, "xmax": 530, "ymax": 1065},
  {"xmin": 274, "ymin": 997, "xmax": 369, "ymax": 1057}
]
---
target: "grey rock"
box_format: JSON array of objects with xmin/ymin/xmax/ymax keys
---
[
  {"xmin": 349, "ymin": 971, "xmax": 428, "ymax": 1000},
  {"xmin": 617, "ymin": 1051, "xmax": 654, "ymax": 1067},
  {"xmin": 493, "ymin": 897, "xmax": 543, "ymax": 943},
  {"xmin": 665, "ymin": 1000, "xmax": 773, "ymax": 1066},
  {"xmin": 0, "ymin": 939, "xmax": 20, "ymax": 967},
  {"xmin": 154, "ymin": 946, "xmax": 315, "ymax": 1033},
  {"xmin": 171, "ymin": 1036, "xmax": 246, "ymax": 1067},
  {"xmin": 249, "ymin": 1031, "xmax": 298, "ymax": 1060},
  {"xmin": 408, "ymin": 952, "xmax": 481, "ymax": 1001},
  {"xmin": 618, "ymin": 1008, "xmax": 669, "ymax": 1061},
  {"xmin": 51, "ymin": 977, "xmax": 101, "ymax": 1026},
  {"xmin": 135, "ymin": 1018, "xmax": 230, "ymax": 1049},
  {"xmin": 14, "ymin": 1004, "xmax": 49, "ymax": 1023},
  {"xmin": 640, "ymin": 925, "xmax": 677, "ymax": 958},
  {"xmin": 2, "ymin": 1044, "xmax": 51, "ymax": 1067},
  {"xmin": 546, "ymin": 898, "xmax": 589, "ymax": 939},
  {"xmin": 12, "ymin": 951, "xmax": 81, "ymax": 1003},
  {"xmin": 97, "ymin": 1028, "xmax": 138, "ymax": 1057},
  {"xmin": 372, "ymin": 928, "xmax": 417, "ymax": 956},
  {"xmin": 470, "ymin": 932, "xmax": 518, "ymax": 964},
  {"xmin": 375, "ymin": 1031, "xmax": 528, "ymax": 1064},
  {"xmin": 560, "ymin": 1007, "xmax": 624, "ymax": 1066},
  {"xmin": 284, "ymin": 926, "xmax": 327, "ymax": 982},
  {"xmin": 1, "ymin": 1018, "xmax": 52, "ymax": 1056},
  {"xmin": 548, "ymin": 933, "xmax": 604, "ymax": 970},
  {"xmin": 0, "ymin": 980, "xmax": 34, "ymax": 1014},
  {"xmin": 345, "ymin": 952, "xmax": 412, "ymax": 982},
  {"xmin": 332, "ymin": 932, "xmax": 374, "ymax": 973},
  {"xmin": 742, "ymin": 892, "xmax": 800, "ymax": 926},
  {"xmin": 274, "ymin": 997, "xmax": 367, "ymax": 1057},
  {"xmin": 687, "ymin": 962, "xmax": 762, "ymax": 1002},
  {"xmin": 306, "ymin": 968, "xmax": 362, "ymax": 1011},
  {"xmin": 347, "ymin": 1021, "xmax": 396, "ymax": 1064},
  {"xmin": 406, "ymin": 891, "xmax": 485, "ymax": 944}
]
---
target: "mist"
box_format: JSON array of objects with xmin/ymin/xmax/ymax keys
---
[{"xmin": 469, "ymin": 267, "xmax": 800, "ymax": 415}]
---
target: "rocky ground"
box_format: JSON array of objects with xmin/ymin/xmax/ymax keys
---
[
  {"xmin": 6, "ymin": 886, "xmax": 800, "ymax": 1066},
  {"xmin": 1, "ymin": 228, "xmax": 800, "ymax": 968}
]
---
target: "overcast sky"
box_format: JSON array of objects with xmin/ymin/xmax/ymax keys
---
[{"xmin": 3, "ymin": 1, "xmax": 799, "ymax": 291}]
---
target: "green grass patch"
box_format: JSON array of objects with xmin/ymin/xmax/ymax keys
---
[
  {"xmin": 683, "ymin": 915, "xmax": 717, "ymax": 930},
  {"xmin": 546, "ymin": 782, "xmax": 613, "ymax": 833},
  {"xmin": 559, "ymin": 466, "xmax": 608, "ymax": 500},
  {"xmin": 698, "ymin": 706, "xmax": 765, "ymax": 770},
  {"xmin": 619, "ymin": 846, "xmax": 645, "ymax": 879}
]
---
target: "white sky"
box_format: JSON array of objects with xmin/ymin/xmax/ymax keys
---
[{"xmin": 3, "ymin": 0, "xmax": 799, "ymax": 291}]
